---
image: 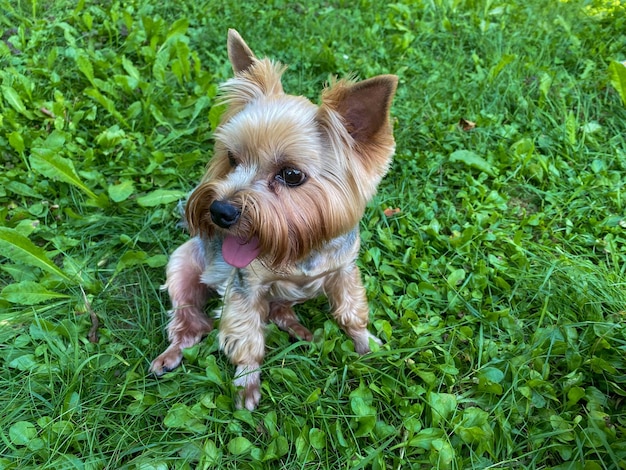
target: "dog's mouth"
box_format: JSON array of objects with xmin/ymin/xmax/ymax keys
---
[{"xmin": 222, "ymin": 234, "xmax": 261, "ymax": 268}]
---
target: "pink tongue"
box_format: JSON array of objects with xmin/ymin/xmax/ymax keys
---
[{"xmin": 222, "ymin": 235, "xmax": 261, "ymax": 268}]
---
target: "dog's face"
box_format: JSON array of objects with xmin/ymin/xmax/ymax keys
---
[{"xmin": 186, "ymin": 30, "xmax": 397, "ymax": 269}]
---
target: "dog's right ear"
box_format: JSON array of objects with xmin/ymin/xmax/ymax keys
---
[{"xmin": 227, "ymin": 29, "xmax": 256, "ymax": 74}]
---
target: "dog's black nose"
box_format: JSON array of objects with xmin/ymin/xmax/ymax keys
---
[{"xmin": 210, "ymin": 200, "xmax": 241, "ymax": 228}]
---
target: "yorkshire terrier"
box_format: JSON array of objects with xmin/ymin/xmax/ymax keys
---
[{"xmin": 150, "ymin": 29, "xmax": 397, "ymax": 410}]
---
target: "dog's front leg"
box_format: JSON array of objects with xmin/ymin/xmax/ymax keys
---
[
  {"xmin": 219, "ymin": 286, "xmax": 268, "ymax": 410},
  {"xmin": 151, "ymin": 238, "xmax": 213, "ymax": 375},
  {"xmin": 325, "ymin": 264, "xmax": 381, "ymax": 354}
]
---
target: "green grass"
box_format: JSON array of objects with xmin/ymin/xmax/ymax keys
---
[{"xmin": 1, "ymin": 0, "xmax": 626, "ymax": 468}]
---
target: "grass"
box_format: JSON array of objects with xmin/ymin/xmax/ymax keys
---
[{"xmin": 1, "ymin": 0, "xmax": 626, "ymax": 468}]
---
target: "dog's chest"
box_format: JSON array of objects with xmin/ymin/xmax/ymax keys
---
[{"xmin": 267, "ymin": 276, "xmax": 327, "ymax": 304}]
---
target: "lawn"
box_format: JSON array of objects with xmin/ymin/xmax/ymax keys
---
[{"xmin": 1, "ymin": 0, "xmax": 626, "ymax": 468}]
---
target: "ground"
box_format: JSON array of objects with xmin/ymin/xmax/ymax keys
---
[{"xmin": 1, "ymin": 0, "xmax": 625, "ymax": 468}]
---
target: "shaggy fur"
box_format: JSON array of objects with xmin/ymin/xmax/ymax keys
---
[{"xmin": 151, "ymin": 29, "xmax": 397, "ymax": 410}]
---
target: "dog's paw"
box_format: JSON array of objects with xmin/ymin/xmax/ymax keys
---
[
  {"xmin": 150, "ymin": 346, "xmax": 183, "ymax": 376},
  {"xmin": 237, "ymin": 383, "xmax": 261, "ymax": 411},
  {"xmin": 288, "ymin": 323, "xmax": 313, "ymax": 342},
  {"xmin": 354, "ymin": 332, "xmax": 382, "ymax": 355},
  {"xmin": 268, "ymin": 304, "xmax": 313, "ymax": 342},
  {"xmin": 233, "ymin": 365, "xmax": 261, "ymax": 411}
]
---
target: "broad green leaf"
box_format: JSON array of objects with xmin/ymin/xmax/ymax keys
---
[
  {"xmin": 608, "ymin": 60, "xmax": 626, "ymax": 106},
  {"xmin": 550, "ymin": 414, "xmax": 575, "ymax": 441},
  {"xmin": 1, "ymin": 281, "xmax": 69, "ymax": 305},
  {"xmin": 209, "ymin": 103, "xmax": 227, "ymax": 131},
  {"xmin": 263, "ymin": 411, "xmax": 278, "ymax": 437},
  {"xmin": 75, "ymin": 50, "xmax": 95, "ymax": 85},
  {"xmin": 565, "ymin": 111, "xmax": 577, "ymax": 145},
  {"xmin": 263, "ymin": 436, "xmax": 288, "ymax": 461},
  {"xmin": 84, "ymin": 88, "xmax": 127, "ymax": 125},
  {"xmin": 0, "ymin": 227, "xmax": 74, "ymax": 283},
  {"xmin": 449, "ymin": 150, "xmax": 496, "ymax": 176},
  {"xmin": 172, "ymin": 41, "xmax": 191, "ymax": 83},
  {"xmin": 29, "ymin": 148, "xmax": 98, "ymax": 200},
  {"xmin": 427, "ymin": 392, "xmax": 457, "ymax": 427},
  {"xmin": 308, "ymin": 428, "xmax": 326, "ymax": 450},
  {"xmin": 122, "ymin": 56, "xmax": 141, "ymax": 80},
  {"xmin": 5, "ymin": 181, "xmax": 41, "ymax": 198},
  {"xmin": 63, "ymin": 391, "xmax": 81, "ymax": 414},
  {"xmin": 190, "ymin": 95, "xmax": 211, "ymax": 123},
  {"xmin": 539, "ymin": 72, "xmax": 552, "ymax": 98},
  {"xmin": 408, "ymin": 427, "xmax": 444, "ymax": 449},
  {"xmin": 108, "ymin": 180, "xmax": 135, "ymax": 202},
  {"xmin": 431, "ymin": 438, "xmax": 455, "ymax": 468},
  {"xmin": 8, "ymin": 354, "xmax": 37, "ymax": 371},
  {"xmin": 510, "ymin": 137, "xmax": 535, "ymax": 161},
  {"xmin": 447, "ymin": 268, "xmax": 466, "ymax": 288},
  {"xmin": 227, "ymin": 436, "xmax": 253, "ymax": 455},
  {"xmin": 269, "ymin": 367, "xmax": 298, "ymax": 383},
  {"xmin": 9, "ymin": 421, "xmax": 37, "ymax": 446},
  {"xmin": 203, "ymin": 440, "xmax": 220, "ymax": 465},
  {"xmin": 415, "ymin": 369, "xmax": 437, "ymax": 386},
  {"xmin": 163, "ymin": 403, "xmax": 193, "ymax": 428},
  {"xmin": 126, "ymin": 101, "xmax": 143, "ymax": 119},
  {"xmin": 295, "ymin": 431, "xmax": 309, "ymax": 461},
  {"xmin": 479, "ymin": 367, "xmax": 505, "ymax": 383},
  {"xmin": 304, "ymin": 387, "xmax": 320, "ymax": 404},
  {"xmin": 203, "ymin": 355, "xmax": 223, "ymax": 385},
  {"xmin": 350, "ymin": 396, "xmax": 376, "ymax": 436},
  {"xmin": 349, "ymin": 382, "xmax": 373, "ymax": 403},
  {"xmin": 146, "ymin": 254, "xmax": 168, "ymax": 267},
  {"xmin": 583, "ymin": 121, "xmax": 602, "ymax": 135},
  {"xmin": 136, "ymin": 189, "xmax": 185, "ymax": 207},
  {"xmin": 166, "ymin": 17, "xmax": 189, "ymax": 39},
  {"xmin": 2, "ymin": 85, "xmax": 27, "ymax": 114},
  {"xmin": 115, "ymin": 250, "xmax": 147, "ymax": 274},
  {"xmin": 456, "ymin": 407, "xmax": 493, "ymax": 447},
  {"xmin": 43, "ymin": 129, "xmax": 67, "ymax": 150},
  {"xmin": 590, "ymin": 356, "xmax": 617, "ymax": 374},
  {"xmin": 489, "ymin": 53, "xmax": 516, "ymax": 80},
  {"xmin": 568, "ymin": 386, "xmax": 585, "ymax": 404},
  {"xmin": 153, "ymin": 48, "xmax": 169, "ymax": 83},
  {"xmin": 149, "ymin": 103, "xmax": 173, "ymax": 129},
  {"xmin": 29, "ymin": 318, "xmax": 62, "ymax": 340},
  {"xmin": 367, "ymin": 246, "xmax": 381, "ymax": 269},
  {"xmin": 96, "ymin": 125, "xmax": 126, "ymax": 148},
  {"xmin": 334, "ymin": 420, "xmax": 348, "ymax": 448},
  {"xmin": 8, "ymin": 131, "xmax": 25, "ymax": 153},
  {"xmin": 27, "ymin": 438, "xmax": 45, "ymax": 452}
]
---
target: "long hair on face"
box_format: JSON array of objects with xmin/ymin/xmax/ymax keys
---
[{"xmin": 184, "ymin": 134, "xmax": 366, "ymax": 268}]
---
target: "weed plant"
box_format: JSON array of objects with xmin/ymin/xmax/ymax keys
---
[{"xmin": 1, "ymin": 0, "xmax": 625, "ymax": 468}]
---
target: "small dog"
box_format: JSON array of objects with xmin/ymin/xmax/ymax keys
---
[{"xmin": 150, "ymin": 29, "xmax": 397, "ymax": 410}]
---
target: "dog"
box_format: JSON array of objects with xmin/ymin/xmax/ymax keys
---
[{"xmin": 150, "ymin": 29, "xmax": 397, "ymax": 410}]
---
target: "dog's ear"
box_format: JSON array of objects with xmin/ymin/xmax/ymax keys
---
[
  {"xmin": 319, "ymin": 75, "xmax": 398, "ymax": 185},
  {"xmin": 327, "ymin": 75, "xmax": 398, "ymax": 144},
  {"xmin": 227, "ymin": 29, "xmax": 256, "ymax": 74}
]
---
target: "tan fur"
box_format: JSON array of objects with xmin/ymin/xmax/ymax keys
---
[{"xmin": 151, "ymin": 29, "xmax": 397, "ymax": 410}]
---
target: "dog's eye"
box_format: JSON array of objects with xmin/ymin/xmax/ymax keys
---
[
  {"xmin": 227, "ymin": 151, "xmax": 237, "ymax": 168},
  {"xmin": 276, "ymin": 167, "xmax": 306, "ymax": 187}
]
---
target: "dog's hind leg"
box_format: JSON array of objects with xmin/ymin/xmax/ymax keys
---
[
  {"xmin": 150, "ymin": 237, "xmax": 213, "ymax": 375},
  {"xmin": 268, "ymin": 302, "xmax": 313, "ymax": 341},
  {"xmin": 325, "ymin": 264, "xmax": 381, "ymax": 355}
]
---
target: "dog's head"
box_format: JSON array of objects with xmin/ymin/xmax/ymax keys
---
[{"xmin": 186, "ymin": 29, "xmax": 397, "ymax": 268}]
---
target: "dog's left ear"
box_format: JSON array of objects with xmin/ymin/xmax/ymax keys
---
[
  {"xmin": 227, "ymin": 29, "xmax": 256, "ymax": 74},
  {"xmin": 329, "ymin": 75, "xmax": 398, "ymax": 144}
]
